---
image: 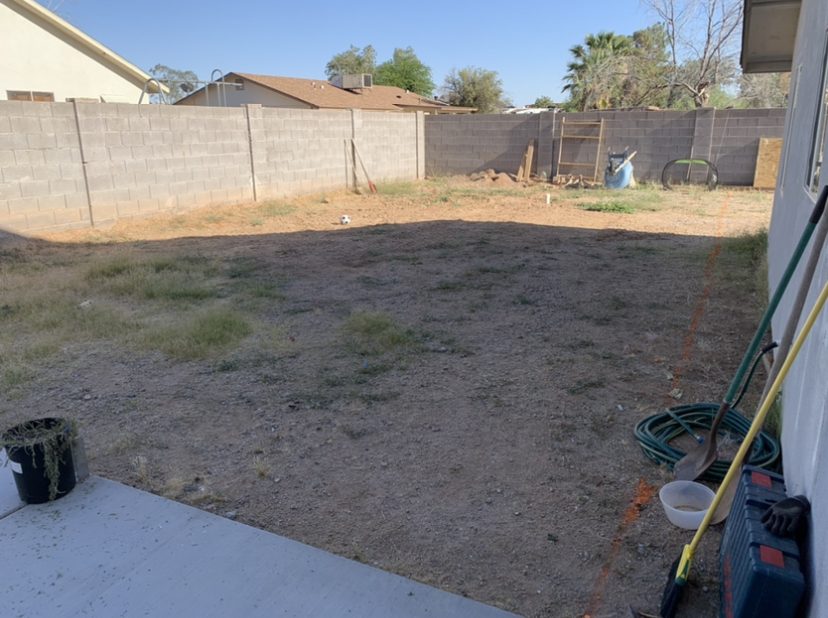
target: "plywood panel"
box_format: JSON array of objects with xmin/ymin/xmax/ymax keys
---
[{"xmin": 753, "ymin": 137, "xmax": 783, "ymax": 189}]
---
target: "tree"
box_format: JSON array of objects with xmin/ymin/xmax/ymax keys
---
[
  {"xmin": 373, "ymin": 47, "xmax": 435, "ymax": 96},
  {"xmin": 739, "ymin": 72, "xmax": 790, "ymax": 108},
  {"xmin": 563, "ymin": 32, "xmax": 633, "ymax": 111},
  {"xmin": 644, "ymin": 0, "xmax": 743, "ymax": 107},
  {"xmin": 532, "ymin": 96, "xmax": 557, "ymax": 108},
  {"xmin": 325, "ymin": 45, "xmax": 376, "ymax": 80},
  {"xmin": 441, "ymin": 67, "xmax": 509, "ymax": 113},
  {"xmin": 149, "ymin": 64, "xmax": 199, "ymax": 103},
  {"xmin": 622, "ymin": 24, "xmax": 672, "ymax": 108}
]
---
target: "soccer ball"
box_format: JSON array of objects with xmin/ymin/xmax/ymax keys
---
[{"xmin": 340, "ymin": 215, "xmax": 351, "ymax": 225}]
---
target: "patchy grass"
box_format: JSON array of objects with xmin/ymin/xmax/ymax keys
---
[
  {"xmin": 720, "ymin": 229, "xmax": 769, "ymax": 302},
  {"xmin": 86, "ymin": 255, "xmax": 217, "ymax": 302},
  {"xmin": 377, "ymin": 181, "xmax": 419, "ymax": 196},
  {"xmin": 341, "ymin": 311, "xmax": 420, "ymax": 356},
  {"xmin": 0, "ymin": 246, "xmax": 283, "ymax": 391},
  {"xmin": 722, "ymin": 229, "xmax": 768, "ymax": 266},
  {"xmin": 577, "ymin": 187, "xmax": 664, "ymax": 214},
  {"xmin": 433, "ymin": 280, "xmax": 466, "ymax": 292},
  {"xmin": 580, "ymin": 200, "xmax": 637, "ymax": 214},
  {"xmin": 253, "ymin": 456, "xmax": 272, "ymax": 479},
  {"xmin": 142, "ymin": 309, "xmax": 253, "ymax": 360},
  {"xmin": 765, "ymin": 392, "xmax": 783, "ymax": 439},
  {"xmin": 257, "ymin": 201, "xmax": 297, "ymax": 218},
  {"xmin": 1, "ymin": 362, "xmax": 33, "ymax": 392}
]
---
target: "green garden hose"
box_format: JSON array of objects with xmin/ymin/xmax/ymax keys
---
[
  {"xmin": 634, "ymin": 405, "xmax": 780, "ymax": 482},
  {"xmin": 635, "ymin": 342, "xmax": 780, "ymax": 481}
]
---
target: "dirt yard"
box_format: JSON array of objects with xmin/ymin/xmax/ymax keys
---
[{"xmin": 0, "ymin": 178, "xmax": 773, "ymax": 617}]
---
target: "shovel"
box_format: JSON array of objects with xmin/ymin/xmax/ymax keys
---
[
  {"xmin": 661, "ymin": 276, "xmax": 828, "ymax": 617},
  {"xmin": 709, "ymin": 184, "xmax": 828, "ymax": 522},
  {"xmin": 673, "ymin": 185, "xmax": 828, "ymax": 481}
]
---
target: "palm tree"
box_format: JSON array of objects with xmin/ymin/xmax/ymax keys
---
[{"xmin": 563, "ymin": 32, "xmax": 633, "ymax": 111}]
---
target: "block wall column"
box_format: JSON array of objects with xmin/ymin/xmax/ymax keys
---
[{"xmin": 244, "ymin": 104, "xmax": 263, "ymax": 202}]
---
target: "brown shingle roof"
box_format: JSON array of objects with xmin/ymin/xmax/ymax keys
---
[
  {"xmin": 233, "ymin": 73, "xmax": 391, "ymax": 110},
  {"xmin": 233, "ymin": 73, "xmax": 470, "ymax": 112}
]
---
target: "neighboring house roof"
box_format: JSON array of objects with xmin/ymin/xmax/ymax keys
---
[
  {"xmin": 5, "ymin": 0, "xmax": 167, "ymax": 93},
  {"xmin": 178, "ymin": 72, "xmax": 474, "ymax": 113}
]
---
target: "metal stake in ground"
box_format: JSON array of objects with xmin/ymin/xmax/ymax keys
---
[{"xmin": 352, "ymin": 139, "xmax": 377, "ymax": 194}]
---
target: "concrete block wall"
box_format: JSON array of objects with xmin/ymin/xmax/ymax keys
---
[
  {"xmin": 359, "ymin": 111, "xmax": 422, "ymax": 182},
  {"xmin": 424, "ymin": 115, "xmax": 541, "ymax": 177},
  {"xmin": 0, "ymin": 102, "xmax": 422, "ymax": 233},
  {"xmin": 0, "ymin": 101, "xmax": 89, "ymax": 230},
  {"xmin": 250, "ymin": 107, "xmax": 353, "ymax": 199},
  {"xmin": 425, "ymin": 108, "xmax": 787, "ymax": 185},
  {"xmin": 572, "ymin": 110, "xmax": 696, "ymax": 181},
  {"xmin": 76, "ymin": 103, "xmax": 253, "ymax": 224},
  {"xmin": 711, "ymin": 109, "xmax": 786, "ymax": 185}
]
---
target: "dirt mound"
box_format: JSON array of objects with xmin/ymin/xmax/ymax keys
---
[{"xmin": 470, "ymin": 169, "xmax": 517, "ymax": 186}]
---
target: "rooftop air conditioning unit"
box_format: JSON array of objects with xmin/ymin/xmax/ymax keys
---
[{"xmin": 332, "ymin": 74, "xmax": 372, "ymax": 90}]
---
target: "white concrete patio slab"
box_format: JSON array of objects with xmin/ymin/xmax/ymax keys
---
[{"xmin": 0, "ymin": 473, "xmax": 519, "ymax": 618}]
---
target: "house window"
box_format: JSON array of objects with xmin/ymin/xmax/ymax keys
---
[
  {"xmin": 807, "ymin": 35, "xmax": 828, "ymax": 194},
  {"xmin": 781, "ymin": 64, "xmax": 804, "ymax": 192},
  {"xmin": 234, "ymin": 78, "xmax": 244, "ymax": 91},
  {"xmin": 6, "ymin": 90, "xmax": 54, "ymax": 102}
]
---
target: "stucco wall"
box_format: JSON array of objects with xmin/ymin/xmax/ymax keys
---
[
  {"xmin": 177, "ymin": 78, "xmax": 313, "ymax": 109},
  {"xmin": 767, "ymin": 0, "xmax": 828, "ymax": 615},
  {"xmin": 0, "ymin": 1, "xmax": 144, "ymax": 103},
  {"xmin": 0, "ymin": 101, "xmax": 424, "ymax": 232}
]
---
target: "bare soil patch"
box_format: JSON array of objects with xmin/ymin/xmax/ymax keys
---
[{"xmin": 1, "ymin": 179, "xmax": 773, "ymax": 616}]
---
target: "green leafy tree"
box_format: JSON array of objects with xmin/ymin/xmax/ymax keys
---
[
  {"xmin": 706, "ymin": 85, "xmax": 745, "ymax": 108},
  {"xmin": 373, "ymin": 47, "xmax": 435, "ymax": 96},
  {"xmin": 563, "ymin": 32, "xmax": 633, "ymax": 111},
  {"xmin": 622, "ymin": 24, "xmax": 672, "ymax": 107},
  {"xmin": 441, "ymin": 67, "xmax": 509, "ymax": 113},
  {"xmin": 532, "ymin": 96, "xmax": 557, "ymax": 108},
  {"xmin": 739, "ymin": 73, "xmax": 790, "ymax": 108},
  {"xmin": 149, "ymin": 64, "xmax": 199, "ymax": 103},
  {"xmin": 325, "ymin": 45, "xmax": 376, "ymax": 79}
]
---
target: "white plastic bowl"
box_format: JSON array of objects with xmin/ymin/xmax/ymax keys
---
[{"xmin": 659, "ymin": 480, "xmax": 715, "ymax": 530}]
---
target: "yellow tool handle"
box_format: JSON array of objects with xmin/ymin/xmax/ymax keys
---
[{"xmin": 677, "ymin": 278, "xmax": 828, "ymax": 581}]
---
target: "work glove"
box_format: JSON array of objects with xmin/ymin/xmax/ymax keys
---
[{"xmin": 761, "ymin": 495, "xmax": 810, "ymax": 537}]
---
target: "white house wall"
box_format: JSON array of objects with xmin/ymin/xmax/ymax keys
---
[
  {"xmin": 768, "ymin": 0, "xmax": 828, "ymax": 615},
  {"xmin": 0, "ymin": 0, "xmax": 144, "ymax": 103},
  {"xmin": 176, "ymin": 79, "xmax": 313, "ymax": 109}
]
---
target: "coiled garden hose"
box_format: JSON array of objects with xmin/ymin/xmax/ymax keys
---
[
  {"xmin": 636, "ymin": 341, "xmax": 780, "ymax": 482},
  {"xmin": 634, "ymin": 404, "xmax": 780, "ymax": 482}
]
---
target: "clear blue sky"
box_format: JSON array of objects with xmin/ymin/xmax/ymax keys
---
[{"xmin": 49, "ymin": 0, "xmax": 657, "ymax": 106}]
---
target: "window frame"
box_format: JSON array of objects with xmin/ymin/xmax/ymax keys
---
[
  {"xmin": 806, "ymin": 32, "xmax": 828, "ymax": 195},
  {"xmin": 7, "ymin": 90, "xmax": 33, "ymax": 101},
  {"xmin": 5, "ymin": 90, "xmax": 55, "ymax": 102}
]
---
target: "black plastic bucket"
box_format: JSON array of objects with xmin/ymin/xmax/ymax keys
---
[{"xmin": 2, "ymin": 417, "xmax": 76, "ymax": 504}]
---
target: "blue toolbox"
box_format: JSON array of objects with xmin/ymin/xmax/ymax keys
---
[{"xmin": 720, "ymin": 466, "xmax": 805, "ymax": 618}]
